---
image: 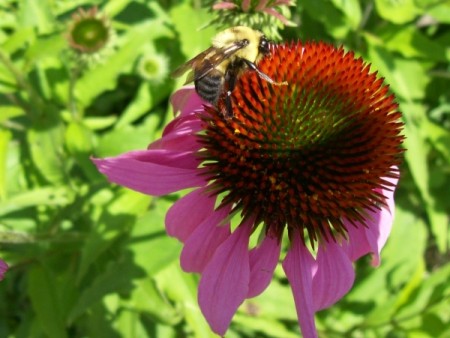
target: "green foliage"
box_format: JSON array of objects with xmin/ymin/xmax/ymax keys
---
[{"xmin": 0, "ymin": 0, "xmax": 449, "ymax": 337}]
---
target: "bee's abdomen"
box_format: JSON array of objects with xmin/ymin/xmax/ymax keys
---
[{"xmin": 195, "ymin": 75, "xmax": 223, "ymax": 105}]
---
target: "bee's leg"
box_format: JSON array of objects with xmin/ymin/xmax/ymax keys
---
[{"xmin": 243, "ymin": 59, "xmax": 288, "ymax": 86}]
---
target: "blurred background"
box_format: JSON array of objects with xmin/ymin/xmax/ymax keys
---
[{"xmin": 0, "ymin": 0, "xmax": 449, "ymax": 337}]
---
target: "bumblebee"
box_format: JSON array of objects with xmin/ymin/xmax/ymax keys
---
[{"xmin": 171, "ymin": 26, "xmax": 287, "ymax": 119}]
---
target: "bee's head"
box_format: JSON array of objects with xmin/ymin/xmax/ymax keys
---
[{"xmin": 258, "ymin": 36, "xmax": 271, "ymax": 55}]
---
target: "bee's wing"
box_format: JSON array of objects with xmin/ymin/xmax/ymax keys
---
[
  {"xmin": 171, "ymin": 42, "xmax": 247, "ymax": 84},
  {"xmin": 170, "ymin": 47, "xmax": 216, "ymax": 79}
]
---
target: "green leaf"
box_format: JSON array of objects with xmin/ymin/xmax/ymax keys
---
[
  {"xmin": 365, "ymin": 43, "xmax": 430, "ymax": 101},
  {"xmin": 401, "ymin": 102, "xmax": 448, "ymax": 252},
  {"xmin": 395, "ymin": 263, "xmax": 450, "ymax": 323},
  {"xmin": 129, "ymin": 202, "xmax": 181, "ymax": 277},
  {"xmin": 170, "ymin": 3, "xmax": 215, "ymax": 59},
  {"xmin": 427, "ymin": 1, "xmax": 450, "ymax": 23},
  {"xmin": 233, "ymin": 313, "xmax": 299, "ymax": 338},
  {"xmin": 0, "ymin": 186, "xmax": 72, "ymax": 217},
  {"xmin": 115, "ymin": 82, "xmax": 152, "ymax": 128},
  {"xmin": 330, "ymin": 0, "xmax": 362, "ymax": 29},
  {"xmin": 77, "ymin": 189, "xmax": 149, "ymax": 282},
  {"xmin": 381, "ymin": 26, "xmax": 446, "ymax": 62},
  {"xmin": 1, "ymin": 27, "xmax": 35, "ymax": 54},
  {"xmin": 83, "ymin": 116, "xmax": 118, "ymax": 130},
  {"xmin": 157, "ymin": 265, "xmax": 216, "ymax": 337},
  {"xmin": 27, "ymin": 264, "xmax": 68, "ymax": 338},
  {"xmin": 27, "ymin": 121, "xmax": 67, "ymax": 184},
  {"xmin": 359, "ymin": 206, "xmax": 427, "ymax": 326},
  {"xmin": 75, "ymin": 20, "xmax": 172, "ymax": 107},
  {"xmin": 374, "ymin": 0, "xmax": 419, "ymax": 24},
  {"xmin": 25, "ymin": 33, "xmax": 66, "ymax": 63},
  {"xmin": 65, "ymin": 121, "xmax": 94, "ymax": 154},
  {"xmin": 0, "ymin": 129, "xmax": 12, "ymax": 199},
  {"xmin": 127, "ymin": 278, "xmax": 182, "ymax": 325},
  {"xmin": 0, "ymin": 105, "xmax": 25, "ymax": 122},
  {"xmin": 302, "ymin": 0, "xmax": 351, "ymax": 39},
  {"xmin": 424, "ymin": 118, "xmax": 450, "ymax": 164},
  {"xmin": 0, "ymin": 53, "xmax": 18, "ymax": 93},
  {"xmin": 96, "ymin": 125, "xmax": 153, "ymax": 157},
  {"xmin": 65, "ymin": 121, "xmax": 100, "ymax": 180},
  {"xmin": 18, "ymin": 0, "xmax": 54, "ymax": 34},
  {"xmin": 69, "ymin": 251, "xmax": 146, "ymax": 324},
  {"xmin": 241, "ymin": 279, "xmax": 297, "ymax": 321}
]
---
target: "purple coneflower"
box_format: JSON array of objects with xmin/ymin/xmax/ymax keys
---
[{"xmin": 93, "ymin": 41, "xmax": 404, "ymax": 337}]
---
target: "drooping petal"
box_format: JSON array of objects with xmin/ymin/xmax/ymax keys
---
[
  {"xmin": 92, "ymin": 149, "xmax": 205, "ymax": 196},
  {"xmin": 343, "ymin": 225, "xmax": 371, "ymax": 262},
  {"xmin": 283, "ymin": 234, "xmax": 318, "ymax": 338},
  {"xmin": 165, "ymin": 187, "xmax": 215, "ymax": 242},
  {"xmin": 312, "ymin": 241, "xmax": 355, "ymax": 311},
  {"xmin": 0, "ymin": 260, "xmax": 8, "ymax": 280},
  {"xmin": 367, "ymin": 175, "xmax": 399, "ymax": 266},
  {"xmin": 198, "ymin": 225, "xmax": 251, "ymax": 336},
  {"xmin": 180, "ymin": 204, "xmax": 232, "ymax": 273},
  {"xmin": 344, "ymin": 174, "xmax": 399, "ymax": 265},
  {"xmin": 364, "ymin": 198, "xmax": 396, "ymax": 266},
  {"xmin": 247, "ymin": 235, "xmax": 281, "ymax": 298}
]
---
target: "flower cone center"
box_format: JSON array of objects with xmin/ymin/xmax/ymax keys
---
[{"xmin": 199, "ymin": 42, "xmax": 403, "ymax": 244}]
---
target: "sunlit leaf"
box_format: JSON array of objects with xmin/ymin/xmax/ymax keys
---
[
  {"xmin": 374, "ymin": 0, "xmax": 419, "ymax": 24},
  {"xmin": 27, "ymin": 121, "xmax": 67, "ymax": 184}
]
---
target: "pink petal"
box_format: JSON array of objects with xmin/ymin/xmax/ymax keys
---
[
  {"xmin": 367, "ymin": 175, "xmax": 398, "ymax": 266},
  {"xmin": 312, "ymin": 241, "xmax": 355, "ymax": 311},
  {"xmin": 344, "ymin": 174, "xmax": 399, "ymax": 266},
  {"xmin": 282, "ymin": 234, "xmax": 318, "ymax": 338},
  {"xmin": 247, "ymin": 234, "xmax": 281, "ymax": 298},
  {"xmin": 170, "ymin": 86, "xmax": 206, "ymax": 117},
  {"xmin": 92, "ymin": 149, "xmax": 205, "ymax": 196},
  {"xmin": 198, "ymin": 225, "xmax": 251, "ymax": 336},
  {"xmin": 364, "ymin": 198, "xmax": 395, "ymax": 266},
  {"xmin": 180, "ymin": 205, "xmax": 232, "ymax": 273},
  {"xmin": 149, "ymin": 114, "xmax": 203, "ymax": 152},
  {"xmin": 343, "ymin": 225, "xmax": 370, "ymax": 262},
  {"xmin": 241, "ymin": 0, "xmax": 251, "ymax": 11},
  {"xmin": 0, "ymin": 260, "xmax": 8, "ymax": 280},
  {"xmin": 165, "ymin": 187, "xmax": 216, "ymax": 242},
  {"xmin": 212, "ymin": 2, "xmax": 237, "ymax": 10}
]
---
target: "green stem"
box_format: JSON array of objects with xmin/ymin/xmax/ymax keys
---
[{"xmin": 0, "ymin": 50, "xmax": 44, "ymax": 118}]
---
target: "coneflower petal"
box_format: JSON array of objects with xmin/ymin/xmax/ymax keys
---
[
  {"xmin": 312, "ymin": 241, "xmax": 355, "ymax": 311},
  {"xmin": 198, "ymin": 224, "xmax": 252, "ymax": 336},
  {"xmin": 92, "ymin": 150, "xmax": 204, "ymax": 196},
  {"xmin": 344, "ymin": 174, "xmax": 398, "ymax": 266},
  {"xmin": 247, "ymin": 235, "xmax": 281, "ymax": 298},
  {"xmin": 165, "ymin": 187, "xmax": 216, "ymax": 241},
  {"xmin": 171, "ymin": 85, "xmax": 207, "ymax": 117},
  {"xmin": 149, "ymin": 114, "xmax": 203, "ymax": 151},
  {"xmin": 283, "ymin": 234, "xmax": 318, "ymax": 338},
  {"xmin": 180, "ymin": 205, "xmax": 232, "ymax": 273}
]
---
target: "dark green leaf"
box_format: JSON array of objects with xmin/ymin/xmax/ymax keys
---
[{"xmin": 27, "ymin": 264, "xmax": 68, "ymax": 338}]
